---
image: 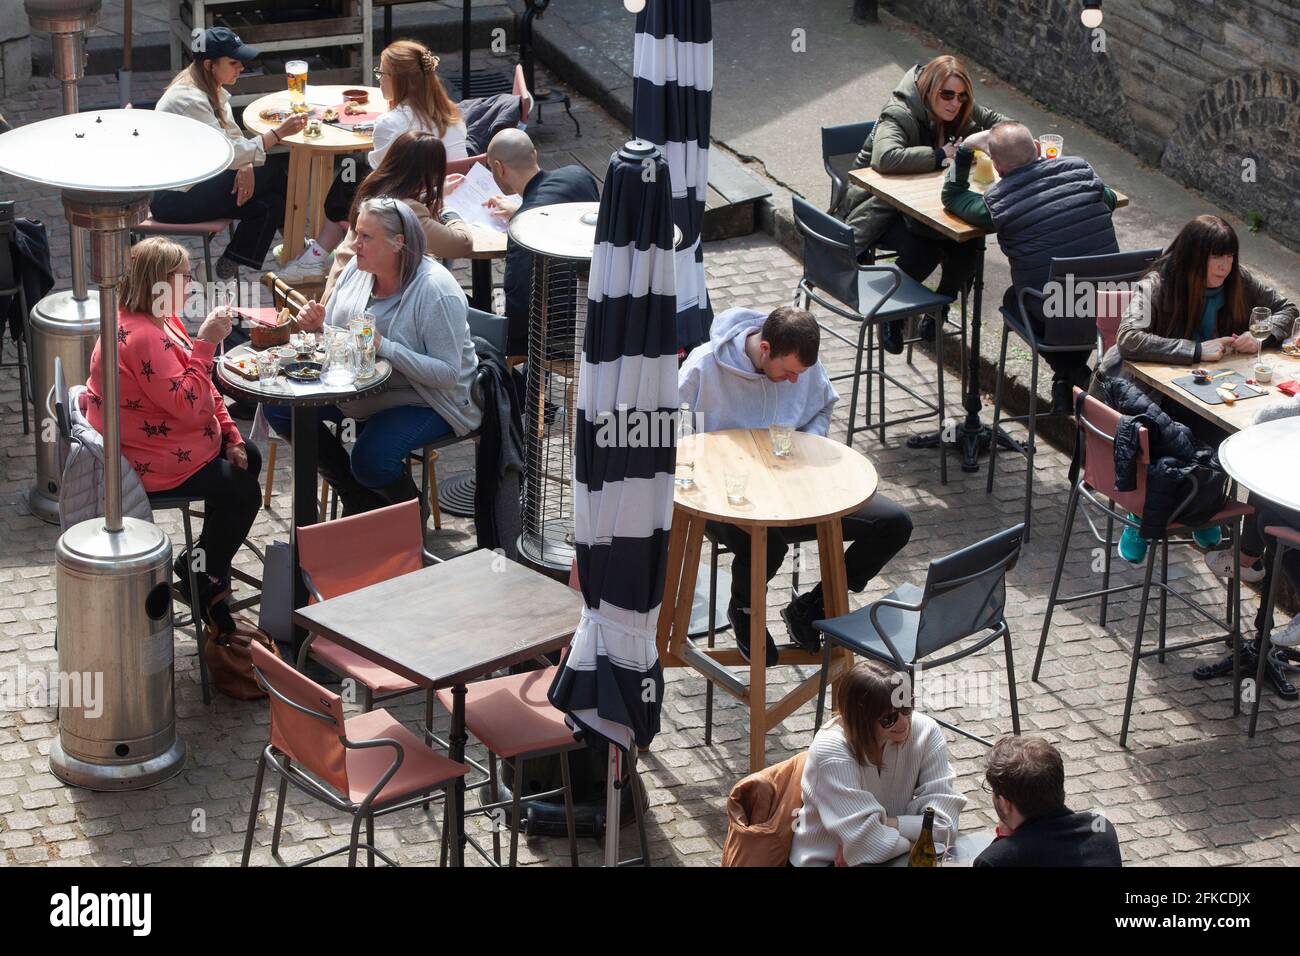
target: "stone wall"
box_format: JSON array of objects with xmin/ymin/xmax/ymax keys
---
[
  {"xmin": 881, "ymin": 0, "xmax": 1300, "ymax": 251},
  {"xmin": 0, "ymin": 3, "xmax": 33, "ymax": 98}
]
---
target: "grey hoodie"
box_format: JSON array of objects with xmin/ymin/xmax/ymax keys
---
[{"xmin": 678, "ymin": 308, "xmax": 837, "ymax": 436}]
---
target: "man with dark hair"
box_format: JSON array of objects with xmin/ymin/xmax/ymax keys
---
[
  {"xmin": 974, "ymin": 736, "xmax": 1121, "ymax": 867},
  {"xmin": 943, "ymin": 122, "xmax": 1121, "ymax": 413},
  {"xmin": 678, "ymin": 306, "xmax": 913, "ymax": 666}
]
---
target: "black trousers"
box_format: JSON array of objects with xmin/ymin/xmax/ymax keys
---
[
  {"xmin": 323, "ymin": 165, "xmax": 359, "ymax": 224},
  {"xmin": 149, "ymin": 441, "xmax": 263, "ymax": 579},
  {"xmin": 879, "ymin": 215, "xmax": 981, "ymax": 300},
  {"xmin": 708, "ymin": 494, "xmax": 914, "ymax": 608},
  {"xmin": 1003, "ymin": 287, "xmax": 1092, "ymax": 381},
  {"xmin": 150, "ymin": 153, "xmax": 290, "ymax": 270},
  {"xmin": 1247, "ymin": 499, "xmax": 1300, "ymax": 634}
]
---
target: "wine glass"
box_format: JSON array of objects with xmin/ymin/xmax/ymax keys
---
[{"xmin": 1249, "ymin": 307, "xmax": 1272, "ymax": 352}]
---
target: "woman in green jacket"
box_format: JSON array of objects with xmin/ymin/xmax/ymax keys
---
[{"xmin": 836, "ymin": 56, "xmax": 1011, "ymax": 352}]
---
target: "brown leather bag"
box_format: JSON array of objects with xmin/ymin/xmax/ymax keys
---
[
  {"xmin": 204, "ymin": 615, "xmax": 282, "ymax": 700},
  {"xmin": 722, "ymin": 751, "xmax": 808, "ymax": 867}
]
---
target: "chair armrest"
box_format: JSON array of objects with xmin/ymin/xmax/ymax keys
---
[
  {"xmin": 1265, "ymin": 526, "xmax": 1300, "ymax": 550},
  {"xmin": 866, "ymin": 595, "xmax": 923, "ymax": 669},
  {"xmin": 422, "ymin": 547, "xmax": 445, "ymax": 565},
  {"xmin": 1012, "ymin": 285, "xmax": 1048, "ymax": 350},
  {"xmin": 342, "ymin": 736, "xmax": 406, "ymax": 809}
]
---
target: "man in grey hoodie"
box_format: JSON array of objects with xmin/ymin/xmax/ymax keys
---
[{"xmin": 679, "ymin": 306, "xmax": 913, "ymax": 665}]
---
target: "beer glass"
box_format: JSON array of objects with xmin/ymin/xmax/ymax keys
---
[
  {"xmin": 1040, "ymin": 134, "xmax": 1063, "ymax": 160},
  {"xmin": 286, "ymin": 60, "xmax": 309, "ymax": 113}
]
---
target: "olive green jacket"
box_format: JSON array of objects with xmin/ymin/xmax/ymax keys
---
[{"xmin": 834, "ymin": 65, "xmax": 1011, "ymax": 250}]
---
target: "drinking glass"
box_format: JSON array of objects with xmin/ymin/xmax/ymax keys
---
[
  {"xmin": 724, "ymin": 464, "xmax": 748, "ymax": 505},
  {"xmin": 349, "ymin": 313, "xmax": 376, "ymax": 378},
  {"xmin": 255, "ymin": 351, "xmax": 279, "ymax": 386},
  {"xmin": 286, "ymin": 60, "xmax": 309, "ymax": 113},
  {"xmin": 1249, "ymin": 307, "xmax": 1272, "ymax": 350},
  {"xmin": 1040, "ymin": 134, "xmax": 1063, "ymax": 160},
  {"xmin": 769, "ymin": 423, "xmax": 793, "ymax": 458}
]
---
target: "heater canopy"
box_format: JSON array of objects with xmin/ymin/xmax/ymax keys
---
[{"xmin": 0, "ymin": 109, "xmax": 233, "ymax": 195}]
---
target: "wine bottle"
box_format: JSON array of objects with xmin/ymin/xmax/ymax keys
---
[{"xmin": 908, "ymin": 806, "xmax": 938, "ymax": 867}]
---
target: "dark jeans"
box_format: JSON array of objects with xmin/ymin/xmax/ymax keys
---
[
  {"xmin": 150, "ymin": 153, "xmax": 290, "ymax": 270},
  {"xmin": 264, "ymin": 403, "xmax": 453, "ymax": 512},
  {"xmin": 708, "ymin": 494, "xmax": 914, "ymax": 609},
  {"xmin": 148, "ymin": 441, "xmax": 263, "ymax": 579},
  {"xmin": 879, "ymin": 215, "xmax": 981, "ymax": 301},
  {"xmin": 1002, "ymin": 287, "xmax": 1091, "ymax": 381},
  {"xmin": 323, "ymin": 165, "xmax": 358, "ymax": 224}
]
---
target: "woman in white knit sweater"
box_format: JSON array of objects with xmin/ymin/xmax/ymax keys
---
[{"xmin": 790, "ymin": 661, "xmax": 966, "ymax": 866}]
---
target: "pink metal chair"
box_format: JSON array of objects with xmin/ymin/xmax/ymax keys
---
[
  {"xmin": 446, "ymin": 153, "xmax": 486, "ymax": 177},
  {"xmin": 1095, "ymin": 288, "xmax": 1131, "ymax": 363},
  {"xmin": 1034, "ymin": 388, "xmax": 1253, "ymax": 747},
  {"xmin": 241, "ymin": 641, "xmax": 468, "ymax": 867},
  {"xmin": 132, "ymin": 217, "xmax": 235, "ymax": 286}
]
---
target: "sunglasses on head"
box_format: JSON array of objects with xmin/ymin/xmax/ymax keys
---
[
  {"xmin": 880, "ymin": 706, "xmax": 913, "ymax": 729},
  {"xmin": 938, "ymin": 89, "xmax": 970, "ymax": 103}
]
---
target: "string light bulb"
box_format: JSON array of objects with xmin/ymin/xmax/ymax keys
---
[
  {"xmin": 624, "ymin": 0, "xmax": 646, "ymax": 13},
  {"xmin": 1081, "ymin": 1, "xmax": 1103, "ymax": 28}
]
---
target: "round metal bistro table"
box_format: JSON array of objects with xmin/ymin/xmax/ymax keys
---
[
  {"xmin": 216, "ymin": 345, "xmax": 391, "ymax": 652},
  {"xmin": 1219, "ymin": 416, "xmax": 1300, "ymax": 734}
]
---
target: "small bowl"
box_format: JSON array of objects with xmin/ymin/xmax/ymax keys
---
[
  {"xmin": 342, "ymin": 89, "xmax": 369, "ymax": 104},
  {"xmin": 274, "ymin": 346, "xmax": 297, "ymax": 362},
  {"xmin": 1192, "ymin": 368, "xmax": 1211, "ymax": 385},
  {"xmin": 1254, "ymin": 364, "xmax": 1274, "ymax": 384}
]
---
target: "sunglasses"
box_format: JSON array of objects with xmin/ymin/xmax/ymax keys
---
[
  {"xmin": 879, "ymin": 706, "xmax": 913, "ymax": 729},
  {"xmin": 937, "ymin": 89, "xmax": 970, "ymax": 103}
]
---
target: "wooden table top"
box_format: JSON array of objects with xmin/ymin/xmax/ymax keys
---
[
  {"xmin": 467, "ymin": 220, "xmax": 508, "ymax": 259},
  {"xmin": 292, "ymin": 549, "xmax": 584, "ymax": 689},
  {"xmin": 243, "ymin": 85, "xmax": 386, "ymax": 153},
  {"xmin": 1127, "ymin": 346, "xmax": 1300, "ymax": 434},
  {"xmin": 674, "ymin": 429, "xmax": 878, "ymax": 527},
  {"xmin": 848, "ymin": 165, "xmax": 1129, "ymax": 242}
]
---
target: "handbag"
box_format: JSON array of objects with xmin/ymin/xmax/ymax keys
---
[{"xmin": 204, "ymin": 614, "xmax": 282, "ymax": 700}]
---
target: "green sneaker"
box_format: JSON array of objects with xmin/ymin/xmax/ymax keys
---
[
  {"xmin": 1192, "ymin": 525, "xmax": 1222, "ymax": 549},
  {"xmin": 1119, "ymin": 524, "xmax": 1148, "ymax": 564}
]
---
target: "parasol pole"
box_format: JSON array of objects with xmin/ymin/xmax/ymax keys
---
[
  {"xmin": 119, "ymin": 0, "xmax": 133, "ymax": 107},
  {"xmin": 604, "ymin": 744, "xmax": 621, "ymax": 867}
]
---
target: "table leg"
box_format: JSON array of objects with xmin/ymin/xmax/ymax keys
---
[
  {"xmin": 307, "ymin": 153, "xmax": 335, "ymax": 246},
  {"xmin": 470, "ymin": 259, "xmax": 494, "ymax": 313},
  {"xmin": 749, "ymin": 524, "xmax": 768, "ymax": 773},
  {"xmin": 656, "ymin": 509, "xmax": 691, "ymax": 664},
  {"xmin": 290, "ymin": 405, "xmax": 320, "ymax": 659},
  {"xmin": 449, "ymin": 683, "xmax": 468, "ymax": 867},
  {"xmin": 283, "ymin": 145, "xmax": 312, "ymax": 263},
  {"xmin": 816, "ymin": 519, "xmax": 851, "ymax": 713}
]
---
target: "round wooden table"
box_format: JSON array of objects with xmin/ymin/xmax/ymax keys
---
[
  {"xmin": 243, "ymin": 85, "xmax": 388, "ymax": 263},
  {"xmin": 655, "ymin": 428, "xmax": 879, "ymax": 771}
]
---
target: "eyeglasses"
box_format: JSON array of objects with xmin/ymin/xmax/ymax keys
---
[
  {"xmin": 372, "ymin": 68, "xmax": 386, "ymax": 79},
  {"xmin": 937, "ymin": 89, "xmax": 970, "ymax": 103},
  {"xmin": 879, "ymin": 706, "xmax": 913, "ymax": 729}
]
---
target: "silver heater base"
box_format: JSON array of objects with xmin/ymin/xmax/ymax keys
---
[
  {"xmin": 28, "ymin": 486, "xmax": 61, "ymax": 525},
  {"xmin": 517, "ymin": 531, "xmax": 575, "ymax": 577},
  {"xmin": 49, "ymin": 735, "xmax": 187, "ymax": 791}
]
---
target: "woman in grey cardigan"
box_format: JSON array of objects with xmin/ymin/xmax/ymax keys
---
[{"xmin": 292, "ymin": 197, "xmax": 481, "ymax": 513}]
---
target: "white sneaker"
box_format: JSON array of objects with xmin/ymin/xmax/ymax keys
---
[
  {"xmin": 1271, "ymin": 615, "xmax": 1300, "ymax": 648},
  {"xmin": 276, "ymin": 245, "xmax": 332, "ymax": 284},
  {"xmin": 1203, "ymin": 547, "xmax": 1267, "ymax": 584}
]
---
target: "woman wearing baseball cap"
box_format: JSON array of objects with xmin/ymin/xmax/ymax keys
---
[{"xmin": 152, "ymin": 27, "xmax": 307, "ymax": 280}]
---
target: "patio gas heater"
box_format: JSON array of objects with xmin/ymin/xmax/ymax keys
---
[
  {"xmin": 510, "ymin": 201, "xmax": 600, "ymax": 576},
  {"xmin": 23, "ymin": 0, "xmax": 102, "ymax": 525},
  {"xmin": 0, "ymin": 110, "xmax": 232, "ymax": 790}
]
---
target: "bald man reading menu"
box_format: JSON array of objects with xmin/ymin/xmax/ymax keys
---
[{"xmin": 484, "ymin": 129, "xmax": 599, "ymax": 357}]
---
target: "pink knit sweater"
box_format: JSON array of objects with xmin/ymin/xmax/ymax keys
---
[{"xmin": 85, "ymin": 311, "xmax": 241, "ymax": 492}]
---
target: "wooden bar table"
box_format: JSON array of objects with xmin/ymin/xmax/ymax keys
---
[
  {"xmin": 294, "ymin": 549, "xmax": 584, "ymax": 866},
  {"xmin": 243, "ymin": 85, "xmax": 387, "ymax": 262},
  {"xmin": 466, "ymin": 220, "xmax": 507, "ymax": 313},
  {"xmin": 847, "ymin": 165, "xmax": 1128, "ymax": 472},
  {"xmin": 656, "ymin": 429, "xmax": 879, "ymax": 772},
  {"xmin": 1127, "ymin": 347, "xmax": 1300, "ymax": 434}
]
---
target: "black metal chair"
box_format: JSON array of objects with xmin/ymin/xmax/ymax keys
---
[
  {"xmin": 820, "ymin": 121, "xmax": 874, "ymax": 215},
  {"xmin": 814, "ymin": 524, "xmax": 1025, "ymax": 746},
  {"xmin": 1248, "ymin": 525, "xmax": 1300, "ymax": 737},
  {"xmin": 791, "ymin": 195, "xmax": 957, "ymax": 480},
  {"xmin": 986, "ymin": 248, "xmax": 1161, "ymax": 540},
  {"xmin": 0, "ymin": 202, "xmax": 31, "ymax": 435}
]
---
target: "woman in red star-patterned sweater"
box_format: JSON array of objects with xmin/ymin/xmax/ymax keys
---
[{"xmin": 85, "ymin": 237, "xmax": 263, "ymax": 634}]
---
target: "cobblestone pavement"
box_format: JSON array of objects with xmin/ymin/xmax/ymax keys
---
[{"xmin": 2, "ymin": 64, "xmax": 1299, "ymax": 869}]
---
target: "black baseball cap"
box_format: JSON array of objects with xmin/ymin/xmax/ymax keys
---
[{"xmin": 195, "ymin": 27, "xmax": 259, "ymax": 63}]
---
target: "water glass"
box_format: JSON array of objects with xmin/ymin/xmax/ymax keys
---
[
  {"xmin": 255, "ymin": 351, "xmax": 279, "ymax": 386},
  {"xmin": 349, "ymin": 313, "xmax": 377, "ymax": 378},
  {"xmin": 1040, "ymin": 134, "xmax": 1063, "ymax": 160},
  {"xmin": 769, "ymin": 423, "xmax": 793, "ymax": 458},
  {"xmin": 724, "ymin": 464, "xmax": 748, "ymax": 505}
]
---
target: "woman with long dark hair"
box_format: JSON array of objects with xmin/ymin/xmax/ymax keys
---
[
  {"xmin": 1101, "ymin": 214, "xmax": 1296, "ymax": 381},
  {"xmin": 321, "ymin": 130, "xmax": 473, "ymax": 301},
  {"xmin": 153, "ymin": 28, "xmax": 306, "ymax": 280},
  {"xmin": 281, "ymin": 39, "xmax": 469, "ymax": 281},
  {"xmin": 789, "ymin": 660, "xmax": 964, "ymax": 866},
  {"xmin": 836, "ymin": 55, "xmax": 1012, "ymax": 352}
]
